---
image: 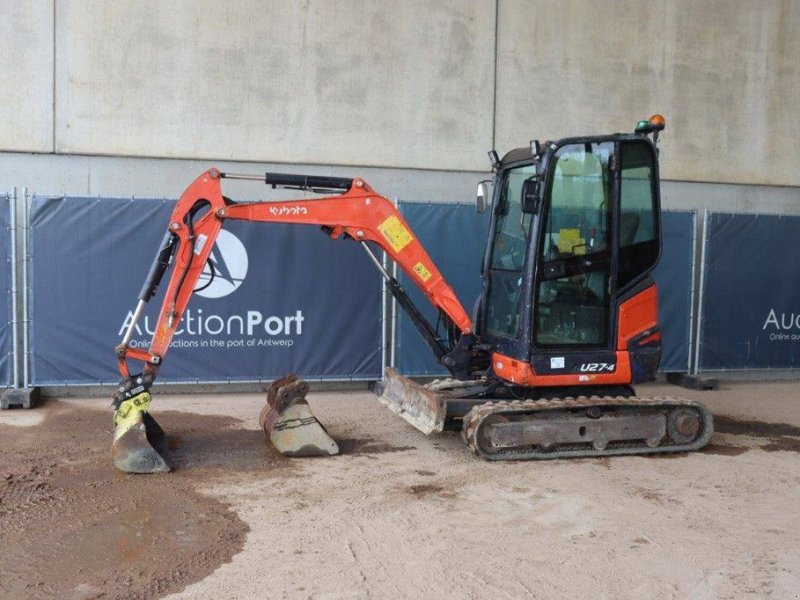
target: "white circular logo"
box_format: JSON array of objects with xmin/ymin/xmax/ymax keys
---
[{"xmin": 195, "ymin": 230, "xmax": 249, "ymax": 299}]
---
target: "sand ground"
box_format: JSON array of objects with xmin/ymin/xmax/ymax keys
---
[{"xmin": 1, "ymin": 380, "xmax": 799, "ymax": 599}]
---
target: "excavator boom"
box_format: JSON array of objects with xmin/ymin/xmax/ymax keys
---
[
  {"xmin": 112, "ymin": 169, "xmax": 479, "ymax": 472},
  {"xmin": 117, "ymin": 168, "xmax": 472, "ymax": 382}
]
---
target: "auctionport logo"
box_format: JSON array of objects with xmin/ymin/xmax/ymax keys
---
[
  {"xmin": 762, "ymin": 308, "xmax": 800, "ymax": 341},
  {"xmin": 195, "ymin": 230, "xmax": 248, "ymax": 299},
  {"xmin": 118, "ymin": 227, "xmax": 305, "ymax": 347}
]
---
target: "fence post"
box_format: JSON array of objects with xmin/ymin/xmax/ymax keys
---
[
  {"xmin": 381, "ymin": 249, "xmax": 388, "ymax": 374},
  {"xmin": 22, "ymin": 188, "xmax": 30, "ymax": 389},
  {"xmin": 692, "ymin": 208, "xmax": 709, "ymax": 375},
  {"xmin": 389, "ymin": 197, "xmax": 399, "ymax": 369},
  {"xmin": 686, "ymin": 210, "xmax": 697, "ymax": 374},
  {"xmin": 0, "ymin": 188, "xmax": 39, "ymax": 408},
  {"xmin": 9, "ymin": 188, "xmax": 19, "ymax": 389}
]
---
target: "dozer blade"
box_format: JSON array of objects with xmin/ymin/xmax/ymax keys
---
[
  {"xmin": 111, "ymin": 392, "xmax": 171, "ymax": 474},
  {"xmin": 259, "ymin": 374, "xmax": 339, "ymax": 457},
  {"xmin": 374, "ymin": 368, "xmax": 446, "ymax": 434}
]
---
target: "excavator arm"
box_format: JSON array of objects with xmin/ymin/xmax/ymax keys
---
[
  {"xmin": 116, "ymin": 168, "xmax": 473, "ymax": 383},
  {"xmin": 111, "ymin": 168, "xmax": 478, "ymax": 473}
]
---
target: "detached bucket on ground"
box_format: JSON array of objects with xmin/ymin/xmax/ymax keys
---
[{"xmin": 259, "ymin": 374, "xmax": 339, "ymax": 457}]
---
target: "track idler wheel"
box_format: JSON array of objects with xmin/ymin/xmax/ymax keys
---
[
  {"xmin": 667, "ymin": 407, "xmax": 702, "ymax": 444},
  {"xmin": 111, "ymin": 391, "xmax": 171, "ymax": 474},
  {"xmin": 259, "ymin": 374, "xmax": 339, "ymax": 457}
]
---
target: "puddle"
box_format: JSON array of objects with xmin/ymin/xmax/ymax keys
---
[
  {"xmin": 338, "ymin": 437, "xmax": 417, "ymax": 455},
  {"xmin": 170, "ymin": 425, "xmax": 289, "ymax": 472},
  {"xmin": 0, "ymin": 401, "xmax": 256, "ymax": 599},
  {"xmin": 714, "ymin": 416, "xmax": 800, "ymax": 453},
  {"xmin": 72, "ymin": 504, "xmax": 205, "ymax": 568},
  {"xmin": 702, "ymin": 443, "xmax": 749, "ymax": 457},
  {"xmin": 715, "ymin": 416, "xmax": 800, "ymax": 438}
]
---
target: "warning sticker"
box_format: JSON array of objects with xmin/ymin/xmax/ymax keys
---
[
  {"xmin": 378, "ymin": 216, "xmax": 413, "ymax": 253},
  {"xmin": 413, "ymin": 262, "xmax": 432, "ymax": 282},
  {"xmin": 193, "ymin": 234, "xmax": 208, "ymax": 255}
]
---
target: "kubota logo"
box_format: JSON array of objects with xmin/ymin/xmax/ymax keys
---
[{"xmin": 195, "ymin": 230, "xmax": 248, "ymax": 299}]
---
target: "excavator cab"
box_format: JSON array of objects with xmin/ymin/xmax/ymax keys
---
[{"xmin": 478, "ymin": 130, "xmax": 662, "ymax": 388}]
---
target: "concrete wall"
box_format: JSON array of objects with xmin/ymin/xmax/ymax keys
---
[
  {"xmin": 54, "ymin": 0, "xmax": 495, "ymax": 171},
  {"xmin": 1, "ymin": 0, "xmax": 798, "ymax": 189},
  {"xmin": 495, "ymin": 0, "xmax": 800, "ymax": 187},
  {"xmin": 0, "ymin": 1, "xmax": 54, "ymax": 152}
]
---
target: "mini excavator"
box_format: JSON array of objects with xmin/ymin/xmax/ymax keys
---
[{"xmin": 113, "ymin": 115, "xmax": 713, "ymax": 473}]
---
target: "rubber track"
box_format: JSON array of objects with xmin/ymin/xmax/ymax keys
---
[{"xmin": 461, "ymin": 395, "xmax": 714, "ymax": 460}]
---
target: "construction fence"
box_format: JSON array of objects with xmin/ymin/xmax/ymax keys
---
[
  {"xmin": 27, "ymin": 196, "xmax": 382, "ymax": 385},
  {"xmin": 0, "ymin": 193, "xmax": 12, "ymax": 387},
  {"xmin": 1, "ymin": 193, "xmax": 798, "ymax": 390},
  {"xmin": 696, "ymin": 212, "xmax": 800, "ymax": 371}
]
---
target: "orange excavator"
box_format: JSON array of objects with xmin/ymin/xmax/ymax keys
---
[{"xmin": 112, "ymin": 115, "xmax": 713, "ymax": 473}]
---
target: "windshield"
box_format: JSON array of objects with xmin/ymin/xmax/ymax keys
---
[{"xmin": 484, "ymin": 163, "xmax": 537, "ymax": 338}]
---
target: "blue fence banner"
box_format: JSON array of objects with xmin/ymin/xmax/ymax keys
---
[
  {"xmin": 394, "ymin": 203, "xmax": 694, "ymax": 376},
  {"xmin": 0, "ymin": 194, "xmax": 11, "ymax": 386},
  {"xmin": 698, "ymin": 212, "xmax": 800, "ymax": 370},
  {"xmin": 29, "ymin": 196, "xmax": 382, "ymax": 385},
  {"xmin": 395, "ymin": 202, "xmax": 489, "ymax": 376},
  {"xmin": 654, "ymin": 211, "xmax": 695, "ymax": 372}
]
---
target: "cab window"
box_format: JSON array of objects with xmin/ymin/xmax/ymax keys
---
[
  {"xmin": 618, "ymin": 141, "xmax": 659, "ymax": 289},
  {"xmin": 484, "ymin": 164, "xmax": 537, "ymax": 338}
]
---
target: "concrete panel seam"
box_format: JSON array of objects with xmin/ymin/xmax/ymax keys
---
[
  {"xmin": 51, "ymin": 0, "xmax": 56, "ymax": 153},
  {"xmin": 491, "ymin": 0, "xmax": 499, "ymax": 152}
]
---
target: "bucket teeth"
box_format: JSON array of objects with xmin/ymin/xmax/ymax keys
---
[
  {"xmin": 259, "ymin": 374, "xmax": 339, "ymax": 457},
  {"xmin": 111, "ymin": 392, "xmax": 171, "ymax": 473}
]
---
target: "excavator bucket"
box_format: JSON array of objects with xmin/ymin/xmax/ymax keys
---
[
  {"xmin": 111, "ymin": 392, "xmax": 171, "ymax": 473},
  {"xmin": 375, "ymin": 368, "xmax": 446, "ymax": 434},
  {"xmin": 259, "ymin": 374, "xmax": 339, "ymax": 457}
]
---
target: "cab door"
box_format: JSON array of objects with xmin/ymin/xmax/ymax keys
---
[
  {"xmin": 614, "ymin": 139, "xmax": 662, "ymax": 382},
  {"xmin": 530, "ymin": 141, "xmax": 619, "ymax": 376},
  {"xmin": 530, "ymin": 138, "xmax": 661, "ymax": 382}
]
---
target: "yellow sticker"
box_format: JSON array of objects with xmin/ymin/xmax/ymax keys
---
[
  {"xmin": 413, "ymin": 262, "xmax": 432, "ymax": 282},
  {"xmin": 558, "ymin": 227, "xmax": 585, "ymax": 255},
  {"xmin": 378, "ymin": 215, "xmax": 413, "ymax": 252}
]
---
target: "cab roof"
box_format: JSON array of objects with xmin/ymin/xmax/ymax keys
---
[{"xmin": 499, "ymin": 132, "xmax": 651, "ymax": 166}]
